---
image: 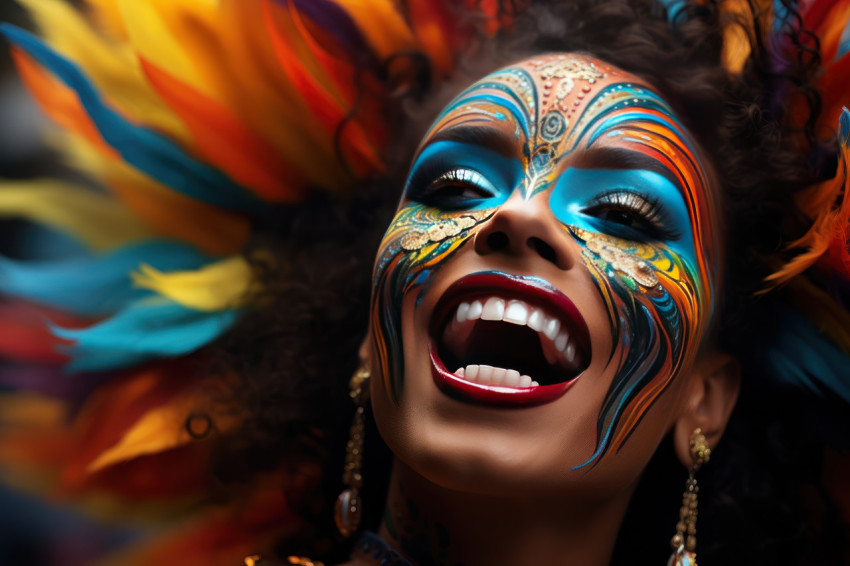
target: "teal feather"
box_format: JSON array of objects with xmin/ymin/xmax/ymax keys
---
[
  {"xmin": 52, "ymin": 298, "xmax": 238, "ymax": 373},
  {"xmin": 760, "ymin": 308, "xmax": 850, "ymax": 404},
  {"xmin": 0, "ymin": 241, "xmax": 212, "ymax": 316},
  {"xmin": 9, "ymin": 221, "xmax": 90, "ymax": 260},
  {"xmin": 654, "ymin": 0, "xmax": 687, "ymax": 26}
]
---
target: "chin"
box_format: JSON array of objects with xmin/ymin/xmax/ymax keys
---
[{"xmin": 370, "ymin": 349, "xmax": 618, "ymax": 498}]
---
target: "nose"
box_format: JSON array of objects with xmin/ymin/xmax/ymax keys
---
[{"xmin": 473, "ymin": 193, "xmax": 575, "ymax": 270}]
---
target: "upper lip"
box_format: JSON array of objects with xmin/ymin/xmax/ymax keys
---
[{"xmin": 429, "ymin": 271, "xmax": 592, "ymax": 379}]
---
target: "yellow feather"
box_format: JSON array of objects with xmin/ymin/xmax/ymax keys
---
[
  {"xmin": 114, "ymin": 0, "xmax": 219, "ymax": 100},
  {"xmin": 0, "ymin": 180, "xmax": 154, "ymax": 251},
  {"xmin": 131, "ymin": 256, "xmax": 252, "ymax": 311},
  {"xmin": 720, "ymin": 0, "xmax": 774, "ymax": 75},
  {"xmin": 721, "ymin": 23, "xmax": 751, "ymax": 74},
  {"xmin": 62, "ymin": 138, "xmax": 251, "ymax": 255},
  {"xmin": 19, "ymin": 0, "xmax": 190, "ymax": 144},
  {"xmin": 86, "ymin": 388, "xmax": 239, "ymax": 474},
  {"xmin": 85, "ymin": 395, "xmax": 196, "ymax": 473},
  {"xmin": 334, "ymin": 0, "xmax": 418, "ymax": 58},
  {"xmin": 84, "ymin": 0, "xmax": 131, "ymax": 42}
]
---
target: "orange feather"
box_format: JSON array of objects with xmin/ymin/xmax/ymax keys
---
[
  {"xmin": 262, "ymin": 0, "xmax": 384, "ymax": 176},
  {"xmin": 103, "ymin": 168, "xmax": 250, "ymax": 256},
  {"xmin": 140, "ymin": 57, "xmax": 306, "ymax": 204},
  {"xmin": 765, "ymin": 145, "xmax": 850, "ymax": 288},
  {"xmin": 11, "ymin": 48, "xmax": 119, "ymax": 161}
]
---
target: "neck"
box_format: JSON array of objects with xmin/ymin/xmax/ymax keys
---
[{"xmin": 365, "ymin": 459, "xmax": 632, "ymax": 566}]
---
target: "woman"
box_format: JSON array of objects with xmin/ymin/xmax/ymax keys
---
[
  {"xmin": 356, "ymin": 51, "xmax": 733, "ymax": 566},
  {"xmin": 0, "ymin": 1, "xmax": 847, "ymax": 565}
]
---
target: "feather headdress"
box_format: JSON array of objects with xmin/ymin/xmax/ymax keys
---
[
  {"xmin": 0, "ymin": 0, "xmax": 517, "ymax": 561},
  {"xmin": 0, "ymin": 0, "xmax": 849, "ymax": 563}
]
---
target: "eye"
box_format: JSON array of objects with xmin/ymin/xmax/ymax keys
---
[
  {"xmin": 407, "ymin": 166, "xmax": 498, "ymax": 209},
  {"xmin": 581, "ymin": 190, "xmax": 681, "ymax": 240}
]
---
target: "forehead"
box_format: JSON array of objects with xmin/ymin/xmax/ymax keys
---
[
  {"xmin": 423, "ymin": 54, "xmax": 701, "ymax": 173},
  {"xmin": 416, "ymin": 52, "xmax": 719, "ymax": 291}
]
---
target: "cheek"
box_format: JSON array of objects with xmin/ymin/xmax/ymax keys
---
[
  {"xmin": 369, "ymin": 204, "xmax": 494, "ymax": 402},
  {"xmin": 563, "ymin": 226, "xmax": 711, "ymax": 468}
]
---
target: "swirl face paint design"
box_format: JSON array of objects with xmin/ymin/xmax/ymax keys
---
[
  {"xmin": 373, "ymin": 205, "xmax": 495, "ymax": 400},
  {"xmin": 371, "ymin": 54, "xmax": 718, "ymax": 468}
]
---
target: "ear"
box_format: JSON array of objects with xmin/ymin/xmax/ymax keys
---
[{"xmin": 672, "ymin": 351, "xmax": 741, "ymax": 468}]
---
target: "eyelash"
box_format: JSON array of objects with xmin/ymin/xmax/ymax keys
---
[
  {"xmin": 406, "ymin": 161, "xmax": 496, "ymax": 207},
  {"xmin": 582, "ymin": 190, "xmax": 681, "ymax": 240},
  {"xmin": 406, "ymin": 165, "xmax": 679, "ymax": 240}
]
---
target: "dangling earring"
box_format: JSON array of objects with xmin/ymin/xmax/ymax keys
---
[
  {"xmin": 334, "ymin": 363, "xmax": 370, "ymax": 538},
  {"xmin": 668, "ymin": 428, "xmax": 711, "ymax": 566}
]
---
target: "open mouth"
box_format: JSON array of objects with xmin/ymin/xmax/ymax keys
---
[{"xmin": 429, "ymin": 272, "xmax": 592, "ymax": 406}]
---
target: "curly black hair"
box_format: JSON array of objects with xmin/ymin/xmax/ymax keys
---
[{"xmin": 202, "ymin": 1, "xmax": 848, "ymax": 564}]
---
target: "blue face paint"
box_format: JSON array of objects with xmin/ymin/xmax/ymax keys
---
[
  {"xmin": 404, "ymin": 141, "xmax": 521, "ymax": 210},
  {"xmin": 550, "ymin": 168, "xmax": 698, "ymax": 265}
]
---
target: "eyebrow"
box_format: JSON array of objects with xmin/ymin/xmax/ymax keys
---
[
  {"xmin": 579, "ymin": 146, "xmax": 685, "ymax": 191},
  {"xmin": 424, "ymin": 125, "xmax": 519, "ymax": 159}
]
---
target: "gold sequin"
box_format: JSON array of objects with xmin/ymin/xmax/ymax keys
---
[
  {"xmin": 534, "ymin": 58, "xmax": 605, "ymax": 82},
  {"xmin": 400, "ymin": 210, "xmax": 491, "ymax": 252},
  {"xmin": 580, "ymin": 230, "xmax": 660, "ymax": 288},
  {"xmin": 400, "ymin": 231, "xmax": 429, "ymax": 251}
]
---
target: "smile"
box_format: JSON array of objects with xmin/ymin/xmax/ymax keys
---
[{"xmin": 429, "ymin": 272, "xmax": 592, "ymax": 406}]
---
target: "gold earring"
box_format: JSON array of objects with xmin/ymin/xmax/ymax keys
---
[
  {"xmin": 334, "ymin": 363, "xmax": 370, "ymax": 537},
  {"xmin": 668, "ymin": 428, "xmax": 711, "ymax": 566}
]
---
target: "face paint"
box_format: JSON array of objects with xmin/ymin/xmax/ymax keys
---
[
  {"xmin": 372, "ymin": 205, "xmax": 495, "ymax": 400},
  {"xmin": 370, "ymin": 54, "xmax": 718, "ymax": 467},
  {"xmin": 545, "ymin": 75, "xmax": 716, "ymax": 467}
]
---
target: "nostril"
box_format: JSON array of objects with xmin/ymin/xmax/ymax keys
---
[
  {"xmin": 528, "ymin": 237, "xmax": 557, "ymax": 264},
  {"xmin": 487, "ymin": 232, "xmax": 509, "ymax": 251}
]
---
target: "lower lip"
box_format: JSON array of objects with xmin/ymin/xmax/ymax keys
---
[{"xmin": 430, "ymin": 343, "xmax": 577, "ymax": 406}]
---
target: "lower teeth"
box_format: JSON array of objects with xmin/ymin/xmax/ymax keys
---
[{"xmin": 454, "ymin": 364, "xmax": 538, "ymax": 387}]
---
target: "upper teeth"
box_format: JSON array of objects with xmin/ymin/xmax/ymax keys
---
[{"xmin": 455, "ymin": 297, "xmax": 577, "ymax": 363}]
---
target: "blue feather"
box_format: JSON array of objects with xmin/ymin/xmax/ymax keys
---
[
  {"xmin": 840, "ymin": 107, "xmax": 850, "ymax": 147},
  {"xmin": 9, "ymin": 221, "xmax": 90, "ymax": 260},
  {"xmin": 760, "ymin": 308, "xmax": 850, "ymax": 404},
  {"xmin": 773, "ymin": 0, "xmax": 791, "ymax": 33},
  {"xmin": 654, "ymin": 0, "xmax": 687, "ymax": 26},
  {"xmin": 52, "ymin": 298, "xmax": 238, "ymax": 373},
  {"xmin": 0, "ymin": 241, "xmax": 212, "ymax": 316},
  {"xmin": 838, "ymin": 20, "xmax": 850, "ymax": 59}
]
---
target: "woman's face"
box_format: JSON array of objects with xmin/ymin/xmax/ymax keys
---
[{"xmin": 368, "ymin": 53, "xmax": 719, "ymax": 495}]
